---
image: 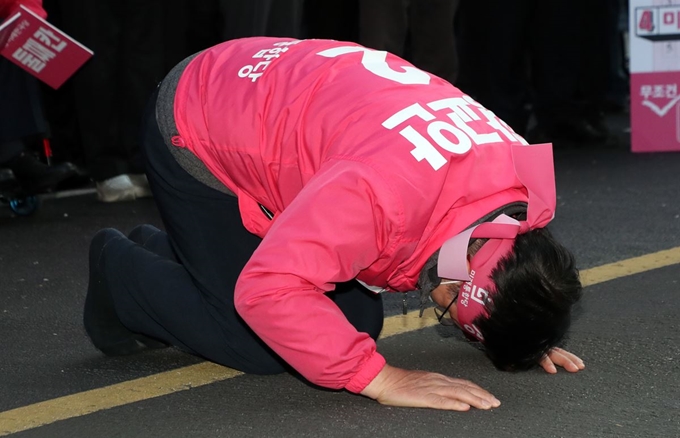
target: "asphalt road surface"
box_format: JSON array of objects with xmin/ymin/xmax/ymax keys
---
[{"xmin": 1, "ymin": 139, "xmax": 679, "ymax": 437}]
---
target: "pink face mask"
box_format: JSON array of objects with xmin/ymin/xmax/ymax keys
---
[{"xmin": 436, "ymin": 143, "xmax": 557, "ymax": 342}]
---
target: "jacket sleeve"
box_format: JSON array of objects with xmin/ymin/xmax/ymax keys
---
[
  {"xmin": 0, "ymin": 0, "xmax": 46, "ymax": 19},
  {"xmin": 234, "ymin": 160, "xmax": 402, "ymax": 392}
]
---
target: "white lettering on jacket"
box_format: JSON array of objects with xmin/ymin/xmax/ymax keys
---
[
  {"xmin": 239, "ymin": 40, "xmax": 301, "ymax": 82},
  {"xmin": 383, "ymin": 96, "xmax": 527, "ymax": 170},
  {"xmin": 315, "ymin": 45, "xmax": 527, "ymax": 170},
  {"xmin": 317, "ymin": 46, "xmax": 431, "ymax": 85}
]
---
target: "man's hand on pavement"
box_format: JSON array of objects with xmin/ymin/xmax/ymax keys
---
[
  {"xmin": 539, "ymin": 347, "xmax": 586, "ymax": 374},
  {"xmin": 360, "ymin": 364, "xmax": 501, "ymax": 411}
]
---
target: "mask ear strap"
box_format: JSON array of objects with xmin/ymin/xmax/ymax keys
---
[
  {"xmin": 437, "ymin": 226, "xmax": 476, "ymax": 280},
  {"xmin": 438, "ymin": 215, "xmax": 520, "ymax": 280},
  {"xmin": 511, "ymin": 143, "xmax": 556, "ymax": 228},
  {"xmin": 471, "ymin": 214, "xmax": 521, "ymax": 239}
]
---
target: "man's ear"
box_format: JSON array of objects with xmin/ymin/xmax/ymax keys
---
[{"xmin": 429, "ymin": 284, "xmax": 450, "ymax": 308}]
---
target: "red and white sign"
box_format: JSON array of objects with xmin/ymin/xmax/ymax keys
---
[
  {"xmin": 630, "ymin": 0, "xmax": 680, "ymax": 152},
  {"xmin": 635, "ymin": 5, "xmax": 680, "ymax": 41},
  {"xmin": 0, "ymin": 5, "xmax": 93, "ymax": 89}
]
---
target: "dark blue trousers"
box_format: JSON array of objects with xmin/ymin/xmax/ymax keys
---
[{"xmin": 99, "ymin": 91, "xmax": 384, "ymax": 374}]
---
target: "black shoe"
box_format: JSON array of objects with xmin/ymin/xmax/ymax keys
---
[
  {"xmin": 54, "ymin": 163, "xmax": 92, "ymax": 192},
  {"xmin": 5, "ymin": 152, "xmax": 78, "ymax": 194},
  {"xmin": 0, "ymin": 168, "xmax": 18, "ymax": 192},
  {"xmin": 84, "ymin": 228, "xmax": 168, "ymax": 356}
]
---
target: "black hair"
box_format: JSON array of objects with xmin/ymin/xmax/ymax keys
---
[{"xmin": 474, "ymin": 227, "xmax": 582, "ymax": 371}]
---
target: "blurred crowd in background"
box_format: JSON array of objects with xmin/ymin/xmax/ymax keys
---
[{"xmin": 0, "ymin": 0, "xmax": 630, "ymax": 203}]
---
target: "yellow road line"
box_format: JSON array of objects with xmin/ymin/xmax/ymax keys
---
[
  {"xmin": 381, "ymin": 309, "xmax": 439, "ymax": 338},
  {"xmin": 0, "ymin": 363, "xmax": 241, "ymax": 436},
  {"xmin": 2, "ymin": 246, "xmax": 680, "ymax": 436},
  {"xmin": 579, "ymin": 246, "xmax": 680, "ymax": 287},
  {"xmin": 382, "ymin": 246, "xmax": 680, "ymax": 339}
]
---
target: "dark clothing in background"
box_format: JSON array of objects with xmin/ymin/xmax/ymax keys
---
[
  {"xmin": 607, "ymin": 0, "xmax": 629, "ymax": 110},
  {"xmin": 161, "ymin": 0, "xmax": 223, "ymax": 71},
  {"xmin": 359, "ymin": 0, "xmax": 407, "ymax": 55},
  {"xmin": 162, "ymin": 0, "xmax": 305, "ymax": 84},
  {"xmin": 219, "ymin": 0, "xmax": 304, "ymax": 40},
  {"xmin": 41, "ymin": 0, "xmax": 307, "ymax": 171},
  {"xmin": 0, "ymin": 48, "xmax": 77, "ymax": 193},
  {"xmin": 0, "ymin": 59, "xmax": 47, "ymax": 159},
  {"xmin": 54, "ymin": 0, "xmax": 165, "ymax": 181},
  {"xmin": 359, "ymin": 0, "xmax": 460, "ymax": 84},
  {"xmin": 579, "ymin": 0, "xmax": 628, "ymax": 114},
  {"xmin": 456, "ymin": 0, "xmax": 587, "ymax": 135},
  {"xmin": 38, "ymin": 0, "xmax": 627, "ymax": 180},
  {"xmin": 304, "ymin": 0, "xmax": 359, "ymax": 42}
]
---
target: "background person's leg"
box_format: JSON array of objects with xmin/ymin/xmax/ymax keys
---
[
  {"xmin": 218, "ymin": 0, "xmax": 272, "ymax": 40},
  {"xmin": 58, "ymin": 0, "xmax": 126, "ymax": 181},
  {"xmin": 119, "ymin": 0, "xmax": 165, "ymax": 176},
  {"xmin": 358, "ymin": 0, "xmax": 408, "ymax": 56},
  {"xmin": 303, "ymin": 0, "xmax": 359, "ymax": 41},
  {"xmin": 59, "ymin": 0, "xmax": 153, "ymax": 201},
  {"xmin": 455, "ymin": 0, "xmax": 532, "ymax": 134},
  {"xmin": 408, "ymin": 0, "xmax": 460, "ymax": 85},
  {"xmin": 0, "ymin": 58, "xmax": 76, "ymax": 192},
  {"xmin": 266, "ymin": 0, "xmax": 304, "ymax": 38},
  {"xmin": 530, "ymin": 0, "xmax": 596, "ymax": 142}
]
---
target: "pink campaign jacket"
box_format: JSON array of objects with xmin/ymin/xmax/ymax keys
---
[
  {"xmin": 172, "ymin": 37, "xmax": 531, "ymax": 393},
  {"xmin": 0, "ymin": 0, "xmax": 46, "ymax": 19}
]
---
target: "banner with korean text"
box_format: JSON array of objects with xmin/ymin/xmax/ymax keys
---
[
  {"xmin": 0, "ymin": 5, "xmax": 93, "ymax": 89},
  {"xmin": 630, "ymin": 0, "xmax": 680, "ymax": 152}
]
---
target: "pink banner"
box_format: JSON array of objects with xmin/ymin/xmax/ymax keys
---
[{"xmin": 631, "ymin": 71, "xmax": 680, "ymax": 152}]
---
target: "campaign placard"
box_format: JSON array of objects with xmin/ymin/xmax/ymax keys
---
[
  {"xmin": 630, "ymin": 0, "xmax": 680, "ymax": 152},
  {"xmin": 0, "ymin": 4, "xmax": 93, "ymax": 89}
]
